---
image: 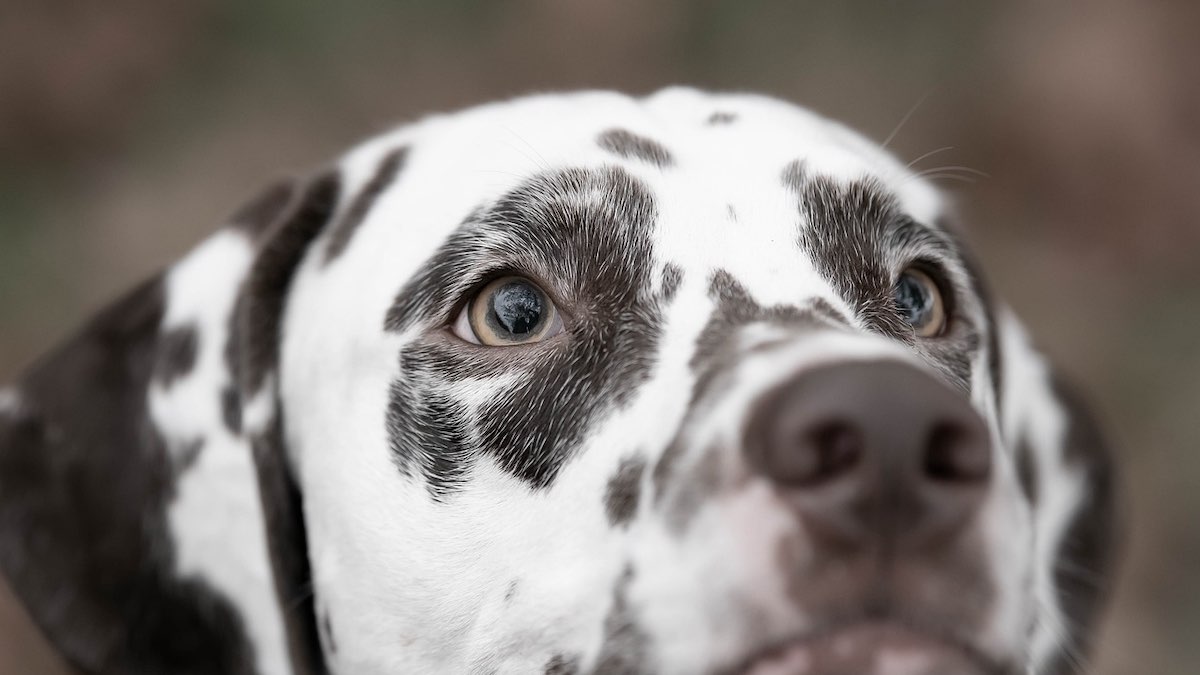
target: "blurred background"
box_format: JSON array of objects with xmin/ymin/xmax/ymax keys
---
[{"xmin": 1, "ymin": 1, "xmax": 1196, "ymax": 672}]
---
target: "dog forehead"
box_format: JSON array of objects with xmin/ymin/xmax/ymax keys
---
[
  {"xmin": 327, "ymin": 88, "xmax": 944, "ymax": 306},
  {"xmin": 398, "ymin": 88, "xmax": 938, "ymax": 208}
]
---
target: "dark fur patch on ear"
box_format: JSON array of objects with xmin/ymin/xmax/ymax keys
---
[
  {"xmin": 1044, "ymin": 375, "xmax": 1117, "ymax": 675},
  {"xmin": 154, "ymin": 324, "xmax": 199, "ymax": 387},
  {"xmin": 938, "ymin": 220, "xmax": 1003, "ymax": 414},
  {"xmin": 604, "ymin": 454, "xmax": 646, "ymax": 527},
  {"xmin": 241, "ymin": 171, "xmax": 341, "ymax": 395},
  {"xmin": 1015, "ymin": 436, "xmax": 1038, "ymax": 506},
  {"xmin": 231, "ymin": 171, "xmax": 343, "ymax": 674},
  {"xmin": 231, "ymin": 179, "xmax": 298, "ymax": 239},
  {"xmin": 249, "ymin": 416, "xmax": 328, "ymax": 675},
  {"xmin": 707, "ymin": 111, "xmax": 737, "ymax": 125},
  {"xmin": 0, "ymin": 278, "xmax": 257, "ymax": 673},
  {"xmin": 597, "ymin": 129, "xmax": 675, "ymax": 168},
  {"xmin": 221, "ymin": 386, "xmax": 242, "ymax": 434},
  {"xmin": 324, "ymin": 146, "xmax": 409, "ymax": 264}
]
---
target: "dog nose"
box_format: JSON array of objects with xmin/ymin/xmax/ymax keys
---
[{"xmin": 744, "ymin": 360, "xmax": 991, "ymax": 547}]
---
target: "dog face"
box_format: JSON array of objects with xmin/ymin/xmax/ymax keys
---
[{"xmin": 0, "ymin": 89, "xmax": 1114, "ymax": 675}]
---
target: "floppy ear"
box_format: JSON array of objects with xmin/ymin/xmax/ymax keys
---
[
  {"xmin": 993, "ymin": 310, "xmax": 1119, "ymax": 674},
  {"xmin": 0, "ymin": 173, "xmax": 339, "ymax": 675},
  {"xmin": 234, "ymin": 171, "xmax": 341, "ymax": 675}
]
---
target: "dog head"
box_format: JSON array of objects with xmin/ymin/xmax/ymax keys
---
[{"xmin": 0, "ymin": 89, "xmax": 1116, "ymax": 675}]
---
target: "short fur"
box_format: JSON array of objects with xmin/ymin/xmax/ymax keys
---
[{"xmin": 0, "ymin": 89, "xmax": 1116, "ymax": 675}]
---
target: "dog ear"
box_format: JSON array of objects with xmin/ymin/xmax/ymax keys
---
[
  {"xmin": 993, "ymin": 311, "xmax": 1119, "ymax": 674},
  {"xmin": 0, "ymin": 174, "xmax": 338, "ymax": 674},
  {"xmin": 234, "ymin": 171, "xmax": 341, "ymax": 675}
]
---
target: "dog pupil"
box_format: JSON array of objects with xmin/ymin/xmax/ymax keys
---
[
  {"xmin": 489, "ymin": 281, "xmax": 543, "ymax": 336},
  {"xmin": 894, "ymin": 274, "xmax": 931, "ymax": 326}
]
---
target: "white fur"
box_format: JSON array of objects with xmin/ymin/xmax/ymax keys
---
[
  {"xmin": 140, "ymin": 89, "xmax": 1090, "ymax": 674},
  {"xmin": 151, "ymin": 230, "xmax": 289, "ymax": 675}
]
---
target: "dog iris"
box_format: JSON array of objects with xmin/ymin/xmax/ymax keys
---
[
  {"xmin": 457, "ymin": 276, "xmax": 562, "ymax": 346},
  {"xmin": 487, "ymin": 280, "xmax": 543, "ymax": 337},
  {"xmin": 893, "ymin": 267, "xmax": 946, "ymax": 338}
]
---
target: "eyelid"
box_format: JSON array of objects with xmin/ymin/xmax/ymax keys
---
[{"xmin": 446, "ymin": 267, "xmax": 573, "ymax": 326}]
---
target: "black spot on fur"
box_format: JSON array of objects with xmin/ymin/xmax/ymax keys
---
[
  {"xmin": 221, "ymin": 386, "xmax": 242, "ymax": 434},
  {"xmin": 385, "ymin": 166, "xmax": 663, "ymax": 495},
  {"xmin": 154, "ymin": 324, "xmax": 199, "ymax": 387},
  {"xmin": 939, "ymin": 219, "xmax": 1003, "ymax": 414},
  {"xmin": 174, "ymin": 437, "xmax": 205, "ymax": 474},
  {"xmin": 544, "ymin": 653, "xmax": 581, "ymax": 675},
  {"xmin": 653, "ymin": 271, "xmax": 846, "ymax": 506},
  {"xmin": 320, "ymin": 609, "xmax": 336, "ymax": 656},
  {"xmin": 591, "ymin": 565, "xmax": 650, "ymax": 674},
  {"xmin": 246, "ymin": 412, "xmax": 327, "ymax": 675},
  {"xmin": 385, "ymin": 376, "xmax": 473, "ymax": 498},
  {"xmin": 660, "ymin": 264, "xmax": 683, "ymax": 302},
  {"xmin": 324, "ymin": 146, "xmax": 409, "ymax": 263},
  {"xmin": 0, "ymin": 277, "xmax": 258, "ymax": 673},
  {"xmin": 780, "ymin": 159, "xmax": 807, "ymax": 193},
  {"xmin": 662, "ymin": 443, "xmax": 726, "ymax": 534},
  {"xmin": 604, "ymin": 454, "xmax": 646, "ymax": 527},
  {"xmin": 786, "ymin": 162, "xmax": 907, "ymax": 337},
  {"xmin": 231, "ymin": 178, "xmax": 297, "ymax": 239},
  {"xmin": 235, "ymin": 172, "xmax": 342, "ymax": 675},
  {"xmin": 597, "ymin": 129, "xmax": 674, "ymax": 168},
  {"xmin": 1044, "ymin": 375, "xmax": 1117, "ymax": 675},
  {"xmin": 242, "ymin": 171, "xmax": 341, "ymax": 395},
  {"xmin": 690, "ymin": 271, "xmax": 832, "ymax": 379},
  {"xmin": 971, "ymin": 298, "xmax": 1002, "ymax": 411},
  {"xmin": 504, "ymin": 579, "xmax": 519, "ymax": 604},
  {"xmin": 785, "ymin": 162, "xmax": 980, "ymax": 390},
  {"xmin": 707, "ymin": 111, "xmax": 737, "ymax": 125},
  {"xmin": 223, "ymin": 291, "xmax": 246, "ymax": 423},
  {"xmin": 1015, "ymin": 436, "xmax": 1038, "ymax": 506}
]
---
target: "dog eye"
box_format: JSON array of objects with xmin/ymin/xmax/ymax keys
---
[
  {"xmin": 893, "ymin": 267, "xmax": 947, "ymax": 338},
  {"xmin": 452, "ymin": 276, "xmax": 563, "ymax": 346}
]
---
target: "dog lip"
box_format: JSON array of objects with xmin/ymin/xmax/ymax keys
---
[{"xmin": 728, "ymin": 619, "xmax": 1006, "ymax": 675}]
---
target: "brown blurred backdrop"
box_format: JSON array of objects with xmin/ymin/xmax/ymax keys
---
[{"xmin": 1, "ymin": 1, "xmax": 1197, "ymax": 672}]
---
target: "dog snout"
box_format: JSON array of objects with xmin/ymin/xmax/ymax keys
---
[{"xmin": 744, "ymin": 360, "xmax": 991, "ymax": 549}]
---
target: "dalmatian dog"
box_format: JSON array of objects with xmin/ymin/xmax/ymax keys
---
[{"xmin": 0, "ymin": 89, "xmax": 1115, "ymax": 675}]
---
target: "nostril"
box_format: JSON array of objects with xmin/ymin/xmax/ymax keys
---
[
  {"xmin": 802, "ymin": 422, "xmax": 862, "ymax": 485},
  {"xmin": 923, "ymin": 423, "xmax": 990, "ymax": 483},
  {"xmin": 758, "ymin": 419, "xmax": 864, "ymax": 487}
]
